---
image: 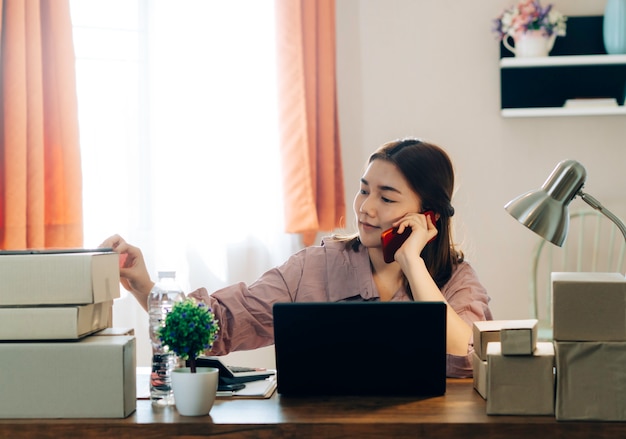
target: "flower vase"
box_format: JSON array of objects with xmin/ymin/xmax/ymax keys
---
[
  {"xmin": 503, "ymin": 30, "xmax": 556, "ymax": 58},
  {"xmin": 603, "ymin": 0, "xmax": 626, "ymax": 54}
]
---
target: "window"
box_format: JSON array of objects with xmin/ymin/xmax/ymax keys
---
[{"xmin": 71, "ymin": 0, "xmax": 298, "ymax": 366}]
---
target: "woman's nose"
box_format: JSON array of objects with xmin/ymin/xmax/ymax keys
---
[{"xmin": 359, "ymin": 197, "xmax": 374, "ymax": 216}]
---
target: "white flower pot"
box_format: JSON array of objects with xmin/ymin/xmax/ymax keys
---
[{"xmin": 171, "ymin": 367, "xmax": 219, "ymax": 416}]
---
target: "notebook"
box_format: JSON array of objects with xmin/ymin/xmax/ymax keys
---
[{"xmin": 273, "ymin": 301, "xmax": 447, "ymax": 396}]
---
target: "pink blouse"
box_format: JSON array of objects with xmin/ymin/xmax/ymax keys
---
[{"xmin": 189, "ymin": 237, "xmax": 493, "ymax": 378}]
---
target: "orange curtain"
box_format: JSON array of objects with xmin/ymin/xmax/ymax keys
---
[
  {"xmin": 275, "ymin": 0, "xmax": 345, "ymax": 246},
  {"xmin": 0, "ymin": 0, "xmax": 83, "ymax": 250}
]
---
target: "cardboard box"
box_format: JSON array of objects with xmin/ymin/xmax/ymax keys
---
[
  {"xmin": 472, "ymin": 351, "xmax": 488, "ymax": 399},
  {"xmin": 500, "ymin": 319, "xmax": 538, "ymax": 355},
  {"xmin": 0, "ymin": 251, "xmax": 120, "ymax": 306},
  {"xmin": 555, "ymin": 341, "xmax": 626, "ymax": 421},
  {"xmin": 552, "ymin": 272, "xmax": 626, "ymax": 341},
  {"xmin": 473, "ymin": 320, "xmax": 510, "ymax": 361},
  {"xmin": 486, "ymin": 342, "xmax": 555, "ymax": 415},
  {"xmin": 94, "ymin": 327, "xmax": 135, "ymax": 336},
  {"xmin": 0, "ymin": 301, "xmax": 112, "ymax": 340},
  {"xmin": 0, "ymin": 335, "xmax": 136, "ymax": 418}
]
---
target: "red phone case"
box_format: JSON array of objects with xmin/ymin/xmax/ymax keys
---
[{"xmin": 381, "ymin": 211, "xmax": 435, "ymax": 263}]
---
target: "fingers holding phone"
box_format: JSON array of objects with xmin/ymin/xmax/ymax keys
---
[{"xmin": 380, "ymin": 211, "xmax": 438, "ymax": 264}]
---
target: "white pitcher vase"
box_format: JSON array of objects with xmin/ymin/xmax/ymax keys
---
[{"xmin": 503, "ymin": 30, "xmax": 556, "ymax": 58}]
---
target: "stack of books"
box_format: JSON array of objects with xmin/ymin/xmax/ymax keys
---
[{"xmin": 0, "ymin": 250, "xmax": 136, "ymax": 418}]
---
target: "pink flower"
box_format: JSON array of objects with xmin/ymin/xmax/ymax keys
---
[{"xmin": 493, "ymin": 0, "xmax": 566, "ymax": 40}]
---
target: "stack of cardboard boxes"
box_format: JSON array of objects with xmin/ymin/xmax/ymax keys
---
[
  {"xmin": 473, "ymin": 271, "xmax": 626, "ymax": 420},
  {"xmin": 473, "ymin": 319, "xmax": 555, "ymax": 415},
  {"xmin": 552, "ymin": 272, "xmax": 626, "ymax": 421},
  {"xmin": 0, "ymin": 251, "xmax": 136, "ymax": 418}
]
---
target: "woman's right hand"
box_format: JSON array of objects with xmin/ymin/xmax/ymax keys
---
[
  {"xmin": 99, "ymin": 234, "xmax": 154, "ymax": 311},
  {"xmin": 392, "ymin": 211, "xmax": 438, "ymax": 265}
]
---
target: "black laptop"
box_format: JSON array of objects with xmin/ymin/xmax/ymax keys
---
[{"xmin": 272, "ymin": 301, "xmax": 447, "ymax": 396}]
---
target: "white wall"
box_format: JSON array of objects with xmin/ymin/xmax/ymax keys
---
[
  {"xmin": 120, "ymin": 0, "xmax": 626, "ymax": 370},
  {"xmin": 335, "ymin": 0, "xmax": 626, "ymax": 321}
]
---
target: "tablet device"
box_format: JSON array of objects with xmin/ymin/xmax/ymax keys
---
[{"xmin": 194, "ymin": 356, "xmax": 275, "ymax": 385}]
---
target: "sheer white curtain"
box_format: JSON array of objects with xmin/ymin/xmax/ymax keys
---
[{"xmin": 71, "ymin": 0, "xmax": 300, "ymax": 367}]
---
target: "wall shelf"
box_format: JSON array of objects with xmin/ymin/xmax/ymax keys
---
[
  {"xmin": 500, "ymin": 54, "xmax": 626, "ymax": 68},
  {"xmin": 502, "ymin": 105, "xmax": 626, "ymax": 118},
  {"xmin": 499, "ymin": 16, "xmax": 626, "ymax": 118}
]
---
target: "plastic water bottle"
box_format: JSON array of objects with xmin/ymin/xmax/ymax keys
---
[{"xmin": 148, "ymin": 271, "xmax": 185, "ymax": 406}]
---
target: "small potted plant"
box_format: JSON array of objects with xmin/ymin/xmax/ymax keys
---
[
  {"xmin": 493, "ymin": 0, "xmax": 567, "ymax": 57},
  {"xmin": 159, "ymin": 298, "xmax": 220, "ymax": 416}
]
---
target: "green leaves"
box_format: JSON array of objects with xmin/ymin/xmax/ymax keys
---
[{"xmin": 158, "ymin": 299, "xmax": 220, "ymax": 366}]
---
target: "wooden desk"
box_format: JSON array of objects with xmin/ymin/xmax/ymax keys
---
[{"xmin": 1, "ymin": 379, "xmax": 625, "ymax": 438}]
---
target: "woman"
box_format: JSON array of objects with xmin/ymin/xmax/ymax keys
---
[{"xmin": 102, "ymin": 138, "xmax": 492, "ymax": 377}]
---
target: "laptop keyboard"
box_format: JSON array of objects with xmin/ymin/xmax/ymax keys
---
[{"xmin": 228, "ymin": 365, "xmax": 258, "ymax": 373}]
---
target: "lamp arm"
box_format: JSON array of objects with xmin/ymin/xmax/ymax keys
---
[{"xmin": 578, "ymin": 191, "xmax": 626, "ymax": 244}]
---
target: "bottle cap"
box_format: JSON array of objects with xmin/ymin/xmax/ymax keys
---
[{"xmin": 157, "ymin": 271, "xmax": 176, "ymax": 280}]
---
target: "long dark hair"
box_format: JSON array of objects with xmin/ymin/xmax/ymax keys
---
[{"xmin": 342, "ymin": 138, "xmax": 463, "ymax": 291}]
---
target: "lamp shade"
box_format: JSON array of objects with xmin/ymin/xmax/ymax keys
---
[{"xmin": 505, "ymin": 160, "xmax": 587, "ymax": 247}]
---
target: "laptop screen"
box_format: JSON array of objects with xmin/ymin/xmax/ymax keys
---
[{"xmin": 273, "ymin": 301, "xmax": 447, "ymax": 396}]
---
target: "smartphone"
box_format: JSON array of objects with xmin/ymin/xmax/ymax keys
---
[
  {"xmin": 218, "ymin": 382, "xmax": 246, "ymax": 392},
  {"xmin": 381, "ymin": 211, "xmax": 436, "ymax": 264}
]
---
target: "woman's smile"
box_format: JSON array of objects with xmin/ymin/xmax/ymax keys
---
[{"xmin": 359, "ymin": 220, "xmax": 380, "ymax": 232}]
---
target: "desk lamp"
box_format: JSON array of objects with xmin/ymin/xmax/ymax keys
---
[{"xmin": 504, "ymin": 159, "xmax": 626, "ymax": 247}]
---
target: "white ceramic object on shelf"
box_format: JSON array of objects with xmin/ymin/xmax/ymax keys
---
[
  {"xmin": 171, "ymin": 367, "xmax": 219, "ymax": 416},
  {"xmin": 503, "ymin": 30, "xmax": 556, "ymax": 58}
]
